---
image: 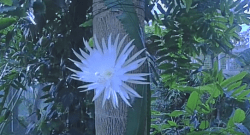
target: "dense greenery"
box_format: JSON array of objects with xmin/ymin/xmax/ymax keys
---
[
  {"xmin": 148, "ymin": 0, "xmax": 250, "ymax": 134},
  {"xmin": 0, "ymin": 0, "xmax": 250, "ymax": 135}
]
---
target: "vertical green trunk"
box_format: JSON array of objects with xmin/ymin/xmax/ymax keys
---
[{"xmin": 92, "ymin": 0, "xmax": 150, "ymax": 134}]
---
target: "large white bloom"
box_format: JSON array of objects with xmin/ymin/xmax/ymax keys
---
[{"xmin": 68, "ymin": 34, "xmax": 149, "ymax": 108}]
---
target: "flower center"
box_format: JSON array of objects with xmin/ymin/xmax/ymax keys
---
[{"xmin": 95, "ymin": 69, "xmax": 114, "ymax": 84}]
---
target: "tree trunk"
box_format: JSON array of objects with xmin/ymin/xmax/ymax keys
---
[{"xmin": 93, "ymin": 0, "xmax": 149, "ymax": 135}]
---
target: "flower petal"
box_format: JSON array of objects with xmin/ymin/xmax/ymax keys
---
[
  {"xmin": 123, "ymin": 48, "xmax": 146, "ymax": 66},
  {"xmin": 116, "ymin": 34, "xmax": 128, "ymax": 56},
  {"xmin": 108, "ymin": 34, "xmax": 112, "ymax": 50},
  {"xmin": 68, "ymin": 58, "xmax": 86, "ymax": 69},
  {"xmin": 121, "ymin": 83, "xmax": 142, "ymax": 98},
  {"xmin": 92, "ymin": 86, "xmax": 104, "ymax": 101},
  {"xmin": 94, "ymin": 35, "xmax": 103, "ymax": 53},
  {"xmin": 113, "ymin": 34, "xmax": 120, "ymax": 50},
  {"xmin": 118, "ymin": 88, "xmax": 131, "ymax": 107},
  {"xmin": 72, "ymin": 49, "xmax": 85, "ymax": 61},
  {"xmin": 83, "ymin": 38, "xmax": 93, "ymax": 53},
  {"xmin": 102, "ymin": 38, "xmax": 108, "ymax": 52},
  {"xmin": 115, "ymin": 45, "xmax": 135, "ymax": 68},
  {"xmin": 122, "ymin": 73, "xmax": 149, "ymax": 81},
  {"xmin": 121, "ymin": 57, "xmax": 147, "ymax": 73},
  {"xmin": 111, "ymin": 89, "xmax": 119, "ymax": 108},
  {"xmin": 126, "ymin": 80, "xmax": 150, "ymax": 84},
  {"xmin": 79, "ymin": 48, "xmax": 90, "ymax": 59}
]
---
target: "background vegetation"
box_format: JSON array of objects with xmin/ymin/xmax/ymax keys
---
[{"xmin": 0, "ymin": 0, "xmax": 250, "ymax": 134}]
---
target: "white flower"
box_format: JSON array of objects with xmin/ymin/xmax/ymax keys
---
[{"xmin": 68, "ymin": 34, "xmax": 150, "ymax": 108}]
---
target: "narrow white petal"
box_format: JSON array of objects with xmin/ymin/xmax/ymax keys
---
[
  {"xmin": 78, "ymin": 85, "xmax": 89, "ymax": 89},
  {"xmin": 126, "ymin": 80, "xmax": 150, "ymax": 84},
  {"xmin": 111, "ymin": 90, "xmax": 119, "ymax": 108},
  {"xmin": 72, "ymin": 49, "xmax": 85, "ymax": 61},
  {"xmin": 122, "ymin": 57, "xmax": 146, "ymax": 73},
  {"xmin": 123, "ymin": 74, "xmax": 147, "ymax": 81},
  {"xmin": 70, "ymin": 76, "xmax": 83, "ymax": 81},
  {"xmin": 102, "ymin": 38, "xmax": 108, "ymax": 52},
  {"xmin": 121, "ymin": 83, "xmax": 142, "ymax": 98},
  {"xmin": 108, "ymin": 34, "xmax": 112, "ymax": 49},
  {"xmin": 124, "ymin": 48, "xmax": 146, "ymax": 66},
  {"xmin": 83, "ymin": 38, "xmax": 93, "ymax": 53},
  {"xmin": 67, "ymin": 67, "xmax": 82, "ymax": 74},
  {"xmin": 118, "ymin": 39, "xmax": 134, "ymax": 58},
  {"xmin": 78, "ymin": 83, "xmax": 99, "ymax": 90},
  {"xmin": 116, "ymin": 34, "xmax": 128, "ymax": 55},
  {"xmin": 68, "ymin": 58, "xmax": 86, "ymax": 68},
  {"xmin": 102, "ymin": 87, "xmax": 110, "ymax": 107},
  {"xmin": 79, "ymin": 48, "xmax": 90, "ymax": 59},
  {"xmin": 118, "ymin": 89, "xmax": 131, "ymax": 107},
  {"xmin": 80, "ymin": 89, "xmax": 92, "ymax": 92},
  {"xmin": 104, "ymin": 87, "xmax": 111, "ymax": 100},
  {"xmin": 114, "ymin": 34, "xmax": 120, "ymax": 50},
  {"xmin": 92, "ymin": 87, "xmax": 104, "ymax": 101},
  {"xmin": 94, "ymin": 35, "xmax": 103, "ymax": 53},
  {"xmin": 115, "ymin": 45, "xmax": 135, "ymax": 68}
]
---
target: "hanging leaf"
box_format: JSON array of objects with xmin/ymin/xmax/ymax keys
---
[
  {"xmin": 0, "ymin": 0, "xmax": 12, "ymax": 6},
  {"xmin": 199, "ymin": 121, "xmax": 209, "ymax": 130},
  {"xmin": 227, "ymin": 109, "xmax": 246, "ymax": 127},
  {"xmin": 0, "ymin": 17, "xmax": 17, "ymax": 30},
  {"xmin": 79, "ymin": 19, "xmax": 93, "ymax": 27},
  {"xmin": 185, "ymin": 0, "xmax": 193, "ymax": 13},
  {"xmin": 221, "ymin": 71, "xmax": 248, "ymax": 88},
  {"xmin": 186, "ymin": 91, "xmax": 200, "ymax": 114}
]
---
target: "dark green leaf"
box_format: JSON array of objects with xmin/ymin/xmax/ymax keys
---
[
  {"xmin": 158, "ymin": 63, "xmax": 174, "ymax": 70},
  {"xmin": 186, "ymin": 91, "xmax": 200, "ymax": 114},
  {"xmin": 221, "ymin": 72, "xmax": 248, "ymax": 88},
  {"xmin": 199, "ymin": 121, "xmax": 209, "ymax": 129},
  {"xmin": 79, "ymin": 19, "xmax": 93, "ymax": 27},
  {"xmin": 185, "ymin": 0, "xmax": 192, "ymax": 12},
  {"xmin": 0, "ymin": 17, "xmax": 17, "ymax": 30},
  {"xmin": 0, "ymin": 0, "xmax": 12, "ymax": 6}
]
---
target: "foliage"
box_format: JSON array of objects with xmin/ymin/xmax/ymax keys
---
[
  {"xmin": 147, "ymin": 0, "xmax": 250, "ymax": 134},
  {"xmin": 151, "ymin": 62, "xmax": 250, "ymax": 134},
  {"xmin": 0, "ymin": 0, "xmax": 94, "ymax": 134},
  {"xmin": 146, "ymin": 0, "xmax": 249, "ymax": 88}
]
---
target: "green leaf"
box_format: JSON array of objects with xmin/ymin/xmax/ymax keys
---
[
  {"xmin": 0, "ymin": 116, "xmax": 4, "ymax": 123},
  {"xmin": 229, "ymin": 13, "xmax": 234, "ymax": 25},
  {"xmin": 0, "ymin": 0, "xmax": 12, "ymax": 6},
  {"xmin": 199, "ymin": 121, "xmax": 209, "ymax": 129},
  {"xmin": 168, "ymin": 110, "xmax": 184, "ymax": 117},
  {"xmin": 227, "ymin": 81, "xmax": 242, "ymax": 92},
  {"xmin": 158, "ymin": 63, "xmax": 174, "ymax": 69},
  {"xmin": 231, "ymin": 84, "xmax": 247, "ymax": 97},
  {"xmin": 167, "ymin": 120, "xmax": 177, "ymax": 127},
  {"xmin": 0, "ymin": 17, "xmax": 17, "ymax": 30},
  {"xmin": 228, "ymin": 109, "xmax": 246, "ymax": 127},
  {"xmin": 185, "ymin": 0, "xmax": 192, "ymax": 12},
  {"xmin": 79, "ymin": 19, "xmax": 93, "ymax": 27},
  {"xmin": 217, "ymin": 70, "xmax": 224, "ymax": 83},
  {"xmin": 176, "ymin": 86, "xmax": 199, "ymax": 93},
  {"xmin": 88, "ymin": 37, "xmax": 93, "ymax": 47},
  {"xmin": 237, "ymin": 89, "xmax": 250, "ymax": 99},
  {"xmin": 216, "ymin": 83, "xmax": 224, "ymax": 96},
  {"xmin": 199, "ymin": 104, "xmax": 210, "ymax": 114},
  {"xmin": 234, "ymin": 109, "xmax": 245, "ymax": 123},
  {"xmin": 154, "ymin": 24, "xmax": 161, "ymax": 35},
  {"xmin": 221, "ymin": 72, "xmax": 248, "ymax": 88},
  {"xmin": 186, "ymin": 91, "xmax": 200, "ymax": 114},
  {"xmin": 213, "ymin": 16, "xmax": 228, "ymax": 23}
]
